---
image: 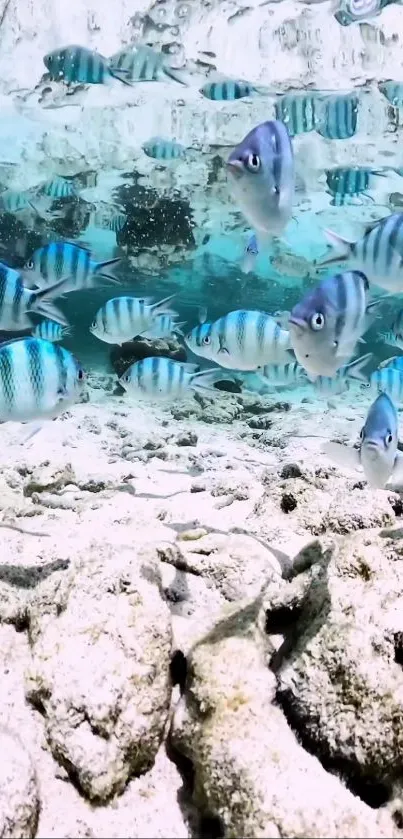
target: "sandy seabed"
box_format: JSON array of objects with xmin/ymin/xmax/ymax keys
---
[{"xmin": 0, "ymin": 375, "xmax": 402, "ymax": 838}]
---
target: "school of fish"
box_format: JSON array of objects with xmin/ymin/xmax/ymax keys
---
[{"xmin": 0, "ymin": 39, "xmax": 402, "ymax": 492}]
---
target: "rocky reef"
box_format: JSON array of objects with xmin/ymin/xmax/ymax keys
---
[{"xmin": 0, "ymin": 379, "xmax": 401, "ymax": 836}]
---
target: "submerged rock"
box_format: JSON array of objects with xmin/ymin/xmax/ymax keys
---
[
  {"xmin": 171, "ymin": 596, "xmax": 397, "ymax": 838},
  {"xmin": 0, "ymin": 727, "xmax": 39, "ymax": 838},
  {"xmin": 25, "ymin": 548, "xmax": 172, "ymax": 802},
  {"xmin": 110, "ymin": 337, "xmax": 187, "ymax": 377}
]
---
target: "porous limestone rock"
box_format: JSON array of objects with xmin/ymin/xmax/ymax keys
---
[
  {"xmin": 171, "ymin": 595, "xmax": 398, "ymax": 838},
  {"xmin": 264, "ymin": 532, "xmax": 403, "ymax": 802},
  {"xmin": 0, "ymin": 726, "xmax": 39, "ymax": 838},
  {"xmin": 25, "ymin": 547, "xmax": 172, "ymax": 802}
]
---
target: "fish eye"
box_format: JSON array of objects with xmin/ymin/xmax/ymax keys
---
[
  {"xmin": 78, "ymin": 368, "xmax": 84, "ymax": 381},
  {"xmin": 359, "ymin": 427, "xmax": 364, "ymax": 439},
  {"xmin": 202, "ymin": 335, "xmax": 211, "ymax": 345},
  {"xmin": 26, "ymin": 259, "xmax": 34, "ymax": 270},
  {"xmin": 310, "ymin": 312, "xmax": 325, "ymax": 331},
  {"xmin": 246, "ymin": 153, "xmax": 261, "ymax": 172},
  {"xmin": 386, "ymin": 432, "xmax": 393, "ymax": 445}
]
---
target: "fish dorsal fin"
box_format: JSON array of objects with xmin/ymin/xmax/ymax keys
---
[{"xmin": 362, "ymin": 215, "xmax": 390, "ymax": 236}]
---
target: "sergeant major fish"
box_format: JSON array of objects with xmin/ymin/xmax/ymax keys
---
[
  {"xmin": 32, "ymin": 320, "xmax": 72, "ymax": 342},
  {"xmin": 109, "ymin": 45, "xmax": 188, "ymax": 85},
  {"xmin": 275, "ymin": 93, "xmax": 319, "ymax": 136},
  {"xmin": 288, "ymin": 269, "xmax": 380, "ymax": 377},
  {"xmin": 0, "ymin": 264, "xmax": 69, "ymax": 330},
  {"xmin": 142, "ymin": 137, "xmax": 186, "ymax": 161},
  {"xmin": 23, "ymin": 242, "xmax": 120, "ymax": 293},
  {"xmin": 119, "ymin": 357, "xmax": 232, "ymax": 400},
  {"xmin": 43, "ymin": 44, "xmax": 131, "ymax": 85},
  {"xmin": 322, "ymin": 393, "xmax": 403, "ymax": 488},
  {"xmin": 0, "ymin": 337, "xmax": 84, "ymax": 424},
  {"xmin": 226, "ymin": 119, "xmax": 295, "ymax": 242},
  {"xmin": 200, "ymin": 78, "xmax": 266, "ymax": 101},
  {"xmin": 185, "ymin": 309, "xmax": 292, "ymax": 371},
  {"xmin": 142, "ymin": 314, "xmax": 186, "ymax": 340},
  {"xmin": 90, "ymin": 295, "xmax": 177, "ymax": 345},
  {"xmin": 366, "ymin": 366, "xmax": 403, "ymax": 405},
  {"xmin": 316, "ymin": 94, "xmax": 358, "ymax": 140},
  {"xmin": 312, "ymin": 353, "xmax": 372, "ymax": 396},
  {"xmin": 319, "ymin": 212, "xmax": 403, "ymax": 293}
]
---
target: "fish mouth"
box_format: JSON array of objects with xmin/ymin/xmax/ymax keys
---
[
  {"xmin": 362, "ymin": 441, "xmax": 381, "ymax": 460},
  {"xmin": 226, "ymin": 160, "xmax": 243, "ymax": 179},
  {"xmin": 288, "ymin": 316, "xmax": 307, "ymax": 333}
]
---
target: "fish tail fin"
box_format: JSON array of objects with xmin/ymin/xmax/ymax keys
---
[
  {"xmin": 172, "ymin": 321, "xmax": 186, "ymax": 337},
  {"xmin": 343, "ymin": 352, "xmax": 373, "ymax": 383},
  {"xmin": 96, "ymin": 257, "xmax": 121, "ymax": 281},
  {"xmin": 317, "ymin": 228, "xmax": 353, "ymax": 266},
  {"xmin": 109, "ymin": 67, "xmax": 134, "ymax": 87},
  {"xmin": 151, "ymin": 294, "xmax": 178, "ymax": 319},
  {"xmin": 191, "ymin": 368, "xmax": 240, "ymax": 394},
  {"xmin": 30, "ymin": 278, "xmax": 71, "ymax": 326}
]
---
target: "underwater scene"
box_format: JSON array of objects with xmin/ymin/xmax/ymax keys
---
[{"xmin": 3, "ymin": 0, "xmax": 403, "ymax": 837}]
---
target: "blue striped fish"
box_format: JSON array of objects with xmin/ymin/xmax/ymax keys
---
[
  {"xmin": 0, "ymin": 265, "xmax": 69, "ymax": 330},
  {"xmin": 313, "ymin": 353, "xmax": 372, "ymax": 395},
  {"xmin": 316, "ymin": 94, "xmax": 358, "ymax": 140},
  {"xmin": 320, "ymin": 213, "xmax": 403, "ymax": 293},
  {"xmin": 142, "ymin": 137, "xmax": 186, "ymax": 161},
  {"xmin": 200, "ymin": 79, "xmax": 260, "ymax": 101},
  {"xmin": 322, "ymin": 393, "xmax": 403, "ymax": 489},
  {"xmin": 367, "ymin": 366, "xmax": 403, "ymax": 404},
  {"xmin": 43, "ymin": 44, "xmax": 130, "ymax": 85},
  {"xmin": 379, "ymin": 81, "xmax": 403, "ymax": 107},
  {"xmin": 241, "ymin": 234, "xmax": 259, "ymax": 275},
  {"xmin": 41, "ymin": 177, "xmax": 77, "ymax": 199},
  {"xmin": 185, "ymin": 309, "xmax": 292, "ymax": 371},
  {"xmin": 109, "ymin": 45, "xmax": 187, "ymax": 84},
  {"xmin": 227, "ymin": 120, "xmax": 295, "ymax": 239},
  {"xmin": 143, "ymin": 314, "xmax": 186, "ymax": 340},
  {"xmin": 119, "ymin": 357, "xmax": 230, "ymax": 400},
  {"xmin": 289, "ymin": 270, "xmax": 379, "ymax": 378},
  {"xmin": 90, "ymin": 295, "xmax": 177, "ymax": 345},
  {"xmin": 0, "ymin": 337, "xmax": 84, "ymax": 423},
  {"xmin": 32, "ymin": 320, "xmax": 72, "ymax": 342},
  {"xmin": 23, "ymin": 242, "xmax": 120, "ymax": 292},
  {"xmin": 0, "ymin": 190, "xmax": 35, "ymax": 214},
  {"xmin": 325, "ymin": 168, "xmax": 374, "ymax": 205},
  {"xmin": 257, "ymin": 361, "xmax": 308, "ymax": 387},
  {"xmin": 275, "ymin": 93, "xmax": 318, "ymax": 136}
]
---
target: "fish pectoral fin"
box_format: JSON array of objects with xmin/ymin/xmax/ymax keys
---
[{"xmin": 321, "ymin": 441, "xmax": 361, "ymax": 471}]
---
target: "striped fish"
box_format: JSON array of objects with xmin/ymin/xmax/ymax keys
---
[
  {"xmin": 143, "ymin": 314, "xmax": 186, "ymax": 340},
  {"xmin": 227, "ymin": 120, "xmax": 295, "ymax": 239},
  {"xmin": 32, "ymin": 320, "xmax": 72, "ymax": 342},
  {"xmin": 367, "ymin": 366, "xmax": 403, "ymax": 405},
  {"xmin": 322, "ymin": 393, "xmax": 403, "ymax": 489},
  {"xmin": 325, "ymin": 168, "xmax": 373, "ymax": 204},
  {"xmin": 320, "ymin": 213, "xmax": 403, "ymax": 293},
  {"xmin": 289, "ymin": 270, "xmax": 379, "ymax": 378},
  {"xmin": 313, "ymin": 353, "xmax": 372, "ymax": 396},
  {"xmin": 23, "ymin": 242, "xmax": 120, "ymax": 292},
  {"xmin": 0, "ymin": 337, "xmax": 84, "ymax": 423},
  {"xmin": 109, "ymin": 45, "xmax": 187, "ymax": 85},
  {"xmin": 379, "ymin": 81, "xmax": 403, "ymax": 107},
  {"xmin": 316, "ymin": 94, "xmax": 358, "ymax": 140},
  {"xmin": 41, "ymin": 177, "xmax": 77, "ymax": 199},
  {"xmin": 0, "ymin": 190, "xmax": 34, "ymax": 214},
  {"xmin": 185, "ymin": 309, "xmax": 292, "ymax": 371},
  {"xmin": 257, "ymin": 361, "xmax": 308, "ymax": 387},
  {"xmin": 142, "ymin": 137, "xmax": 186, "ymax": 161},
  {"xmin": 90, "ymin": 295, "xmax": 178, "ymax": 345},
  {"xmin": 275, "ymin": 93, "xmax": 318, "ymax": 136},
  {"xmin": 43, "ymin": 44, "xmax": 130, "ymax": 85},
  {"xmin": 184, "ymin": 322, "xmax": 214, "ymax": 361},
  {"xmin": 379, "ymin": 309, "xmax": 403, "ymax": 351},
  {"xmin": 119, "ymin": 357, "xmax": 231, "ymax": 400},
  {"xmin": 0, "ymin": 264, "xmax": 69, "ymax": 330},
  {"xmin": 200, "ymin": 79, "xmax": 259, "ymax": 101}
]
